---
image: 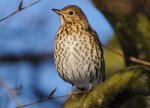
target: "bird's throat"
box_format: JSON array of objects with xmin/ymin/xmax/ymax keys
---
[{"xmin": 59, "ymin": 15, "xmax": 66, "ymax": 25}]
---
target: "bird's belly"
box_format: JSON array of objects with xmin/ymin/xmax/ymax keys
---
[
  {"xmin": 63, "ymin": 51, "xmax": 94, "ymax": 88},
  {"xmin": 54, "ymin": 35, "xmax": 101, "ymax": 89}
]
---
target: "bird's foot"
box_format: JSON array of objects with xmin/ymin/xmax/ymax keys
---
[{"xmin": 67, "ymin": 90, "xmax": 83, "ymax": 100}]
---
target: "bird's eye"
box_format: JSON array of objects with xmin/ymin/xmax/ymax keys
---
[{"xmin": 69, "ymin": 11, "xmax": 74, "ymax": 15}]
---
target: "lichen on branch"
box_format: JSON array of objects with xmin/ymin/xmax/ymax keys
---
[{"xmin": 63, "ymin": 66, "xmax": 150, "ymax": 108}]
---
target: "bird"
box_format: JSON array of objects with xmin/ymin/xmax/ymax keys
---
[{"xmin": 52, "ymin": 5, "xmax": 105, "ymax": 91}]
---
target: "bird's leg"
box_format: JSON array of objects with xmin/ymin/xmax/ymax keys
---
[
  {"xmin": 89, "ymin": 83, "xmax": 92, "ymax": 91},
  {"xmin": 68, "ymin": 85, "xmax": 74, "ymax": 95},
  {"xmin": 81, "ymin": 83, "xmax": 92, "ymax": 94},
  {"xmin": 67, "ymin": 84, "xmax": 74, "ymax": 100},
  {"xmin": 83, "ymin": 83, "xmax": 92, "ymax": 93},
  {"xmin": 82, "ymin": 83, "xmax": 93, "ymax": 93}
]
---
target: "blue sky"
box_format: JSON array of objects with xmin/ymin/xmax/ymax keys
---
[
  {"xmin": 0, "ymin": 0, "xmax": 114, "ymax": 108},
  {"xmin": 0, "ymin": 0, "xmax": 114, "ymax": 55}
]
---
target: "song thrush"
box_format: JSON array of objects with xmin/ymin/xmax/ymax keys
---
[{"xmin": 52, "ymin": 5, "xmax": 105, "ymax": 90}]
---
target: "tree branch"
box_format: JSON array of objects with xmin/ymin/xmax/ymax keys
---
[
  {"xmin": 92, "ymin": 0, "xmax": 150, "ymax": 66},
  {"xmin": 103, "ymin": 45, "xmax": 150, "ymax": 66},
  {"xmin": 16, "ymin": 88, "xmax": 57, "ymax": 108},
  {"xmin": 0, "ymin": 78, "xmax": 21, "ymax": 106},
  {"xmin": 63, "ymin": 66, "xmax": 150, "ymax": 108},
  {"xmin": 0, "ymin": 0, "xmax": 43, "ymax": 23}
]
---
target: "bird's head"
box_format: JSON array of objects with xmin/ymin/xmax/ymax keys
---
[{"xmin": 52, "ymin": 5, "xmax": 89, "ymax": 25}]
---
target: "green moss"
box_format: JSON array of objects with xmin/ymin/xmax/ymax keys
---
[
  {"xmin": 63, "ymin": 66, "xmax": 150, "ymax": 108},
  {"xmin": 137, "ymin": 13, "xmax": 150, "ymax": 38}
]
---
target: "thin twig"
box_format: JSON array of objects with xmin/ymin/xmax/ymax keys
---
[
  {"xmin": 0, "ymin": 78, "xmax": 22, "ymax": 106},
  {"xmin": 103, "ymin": 45, "xmax": 150, "ymax": 66},
  {"xmin": 0, "ymin": 0, "xmax": 43, "ymax": 22},
  {"xmin": 16, "ymin": 88, "xmax": 57, "ymax": 108},
  {"xmin": 18, "ymin": 0, "xmax": 23, "ymax": 11},
  {"xmin": 16, "ymin": 92, "xmax": 82, "ymax": 108}
]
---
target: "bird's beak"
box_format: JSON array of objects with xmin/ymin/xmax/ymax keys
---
[{"xmin": 52, "ymin": 9, "xmax": 62, "ymax": 15}]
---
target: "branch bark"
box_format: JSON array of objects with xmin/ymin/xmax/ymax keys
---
[
  {"xmin": 63, "ymin": 66, "xmax": 150, "ymax": 108},
  {"xmin": 64, "ymin": 1, "xmax": 150, "ymax": 107},
  {"xmin": 92, "ymin": 0, "xmax": 150, "ymax": 66}
]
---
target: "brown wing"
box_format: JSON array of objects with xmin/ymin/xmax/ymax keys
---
[{"xmin": 88, "ymin": 26, "xmax": 105, "ymax": 81}]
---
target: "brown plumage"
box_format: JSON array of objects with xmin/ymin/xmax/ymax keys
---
[{"xmin": 52, "ymin": 5, "xmax": 105, "ymax": 90}]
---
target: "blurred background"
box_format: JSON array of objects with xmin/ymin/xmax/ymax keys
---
[{"xmin": 0, "ymin": 0, "xmax": 125, "ymax": 108}]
